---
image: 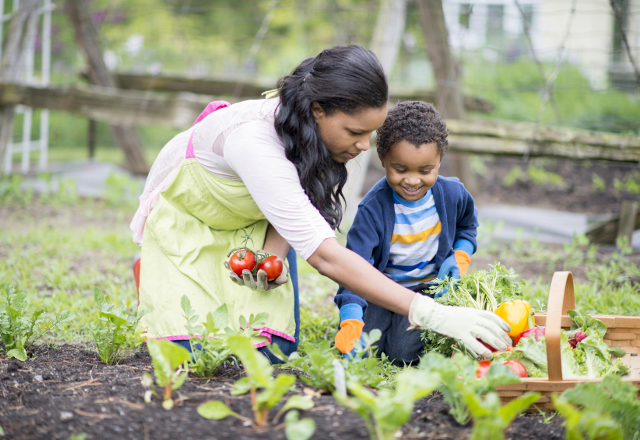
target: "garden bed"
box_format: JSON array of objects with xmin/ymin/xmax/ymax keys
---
[{"xmin": 0, "ymin": 344, "xmax": 566, "ymax": 440}]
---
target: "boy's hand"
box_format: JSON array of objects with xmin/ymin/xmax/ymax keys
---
[
  {"xmin": 224, "ymin": 252, "xmax": 289, "ymax": 291},
  {"xmin": 334, "ymin": 304, "xmax": 366, "ymax": 356},
  {"xmin": 436, "ymin": 239, "xmax": 474, "ymax": 297},
  {"xmin": 407, "ymin": 294, "xmax": 512, "ymax": 359}
]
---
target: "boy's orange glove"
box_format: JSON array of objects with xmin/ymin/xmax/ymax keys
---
[
  {"xmin": 454, "ymin": 249, "xmax": 471, "ymax": 275},
  {"xmin": 334, "ymin": 304, "xmax": 365, "ymax": 356}
]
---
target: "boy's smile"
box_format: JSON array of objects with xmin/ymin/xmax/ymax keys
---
[{"xmin": 379, "ymin": 140, "xmax": 441, "ymax": 201}]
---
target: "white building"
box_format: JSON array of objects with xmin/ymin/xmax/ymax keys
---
[{"xmin": 442, "ymin": 0, "xmax": 640, "ymax": 90}]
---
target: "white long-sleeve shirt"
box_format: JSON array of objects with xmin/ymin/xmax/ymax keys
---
[{"xmin": 130, "ymin": 98, "xmax": 335, "ymax": 260}]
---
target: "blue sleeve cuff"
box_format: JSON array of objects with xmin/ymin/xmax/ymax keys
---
[
  {"xmin": 453, "ymin": 238, "xmax": 474, "ymax": 256},
  {"xmin": 339, "ymin": 304, "xmax": 364, "ymax": 322}
]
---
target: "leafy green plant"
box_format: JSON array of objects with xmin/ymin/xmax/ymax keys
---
[
  {"xmin": 592, "ymin": 173, "xmax": 606, "ymax": 191},
  {"xmin": 559, "ymin": 375, "xmax": 640, "ymax": 440},
  {"xmin": 284, "ymin": 410, "xmax": 315, "ymax": 440},
  {"xmin": 0, "ymin": 285, "xmax": 75, "ymax": 360},
  {"xmin": 464, "ymin": 391, "xmax": 540, "ymax": 440},
  {"xmin": 334, "ymin": 368, "xmax": 440, "ymax": 440},
  {"xmin": 143, "ymin": 338, "xmax": 191, "ymax": 410},
  {"xmin": 181, "ymin": 295, "xmax": 267, "ymax": 377},
  {"xmin": 198, "ymin": 335, "xmax": 313, "ymax": 427},
  {"xmin": 284, "ymin": 330, "xmax": 388, "ymax": 392},
  {"xmin": 419, "ymin": 352, "xmax": 522, "ymax": 425},
  {"xmin": 551, "ymin": 394, "xmax": 623, "ymax": 440},
  {"xmin": 90, "ymin": 288, "xmax": 149, "ymax": 364}
]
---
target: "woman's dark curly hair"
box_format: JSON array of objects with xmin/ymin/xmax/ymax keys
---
[
  {"xmin": 376, "ymin": 101, "xmax": 448, "ymax": 159},
  {"xmin": 274, "ymin": 45, "xmax": 388, "ymax": 230}
]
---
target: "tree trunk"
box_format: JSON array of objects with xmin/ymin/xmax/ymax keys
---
[
  {"xmin": 0, "ymin": 0, "xmax": 40, "ymax": 173},
  {"xmin": 65, "ymin": 0, "xmax": 149, "ymax": 175},
  {"xmin": 342, "ymin": 0, "xmax": 407, "ymax": 225},
  {"xmin": 415, "ymin": 0, "xmax": 477, "ymax": 196}
]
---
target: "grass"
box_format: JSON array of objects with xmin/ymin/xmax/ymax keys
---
[{"xmin": 1, "ymin": 179, "xmax": 639, "ymax": 351}]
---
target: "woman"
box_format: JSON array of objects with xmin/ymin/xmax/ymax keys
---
[{"xmin": 131, "ymin": 45, "xmax": 511, "ymax": 362}]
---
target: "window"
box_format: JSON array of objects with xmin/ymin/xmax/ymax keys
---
[{"xmin": 459, "ymin": 4, "xmax": 473, "ymax": 29}]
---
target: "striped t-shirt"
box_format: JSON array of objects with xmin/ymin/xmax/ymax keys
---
[{"xmin": 382, "ymin": 189, "xmax": 440, "ymax": 287}]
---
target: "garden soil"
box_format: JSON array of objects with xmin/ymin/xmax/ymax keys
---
[{"xmin": 0, "ymin": 344, "xmax": 565, "ymax": 440}]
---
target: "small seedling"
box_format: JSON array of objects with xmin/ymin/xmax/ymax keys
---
[
  {"xmin": 334, "ymin": 368, "xmax": 440, "ymax": 440},
  {"xmin": 198, "ymin": 335, "xmax": 313, "ymax": 427},
  {"xmin": 90, "ymin": 288, "xmax": 149, "ymax": 364},
  {"xmin": 181, "ymin": 295, "xmax": 268, "ymax": 377},
  {"xmin": 419, "ymin": 352, "xmax": 521, "ymax": 425},
  {"xmin": 144, "ymin": 339, "xmax": 191, "ymax": 410},
  {"xmin": 464, "ymin": 391, "xmax": 540, "ymax": 440},
  {"xmin": 284, "ymin": 330, "xmax": 387, "ymax": 392},
  {"xmin": 0, "ymin": 285, "xmax": 75, "ymax": 360},
  {"xmin": 284, "ymin": 410, "xmax": 315, "ymax": 440}
]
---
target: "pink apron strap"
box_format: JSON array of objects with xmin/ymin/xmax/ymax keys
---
[{"xmin": 185, "ymin": 100, "xmax": 230, "ymax": 159}]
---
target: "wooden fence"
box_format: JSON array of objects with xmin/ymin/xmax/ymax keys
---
[{"xmin": 2, "ymin": 81, "xmax": 640, "ymax": 163}]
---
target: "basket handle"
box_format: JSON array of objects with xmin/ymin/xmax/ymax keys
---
[{"xmin": 545, "ymin": 271, "xmax": 575, "ymax": 381}]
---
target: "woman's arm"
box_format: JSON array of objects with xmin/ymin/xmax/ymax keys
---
[
  {"xmin": 307, "ymin": 237, "xmax": 415, "ymax": 316},
  {"xmin": 262, "ymin": 223, "xmax": 291, "ymax": 261}
]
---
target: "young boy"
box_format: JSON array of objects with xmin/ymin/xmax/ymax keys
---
[{"xmin": 333, "ymin": 101, "xmax": 478, "ymax": 364}]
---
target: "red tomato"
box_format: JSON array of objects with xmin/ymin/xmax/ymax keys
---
[
  {"xmin": 478, "ymin": 339, "xmax": 498, "ymax": 353},
  {"xmin": 504, "ymin": 360, "xmax": 528, "ymax": 378},
  {"xmin": 475, "ymin": 360, "xmax": 492, "ymax": 378},
  {"xmin": 257, "ymin": 255, "xmax": 283, "ymax": 281},
  {"xmin": 228, "ymin": 250, "xmax": 255, "ymax": 276}
]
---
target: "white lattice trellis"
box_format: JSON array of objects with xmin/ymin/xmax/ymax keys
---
[{"xmin": 1, "ymin": 0, "xmax": 53, "ymax": 175}]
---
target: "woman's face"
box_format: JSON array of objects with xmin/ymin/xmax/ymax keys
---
[{"xmin": 312, "ymin": 103, "xmax": 388, "ymax": 163}]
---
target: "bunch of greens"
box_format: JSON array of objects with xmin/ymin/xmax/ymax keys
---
[
  {"xmin": 333, "ymin": 368, "xmax": 441, "ymax": 440},
  {"xmin": 198, "ymin": 335, "xmax": 314, "ymax": 427},
  {"xmin": 559, "ymin": 374, "xmax": 640, "ymax": 440},
  {"xmin": 422, "ymin": 263, "xmax": 525, "ymax": 357},
  {"xmin": 492, "ymin": 310, "xmax": 630, "ymax": 378},
  {"xmin": 0, "ymin": 285, "xmax": 75, "ymax": 361},
  {"xmin": 90, "ymin": 288, "xmax": 149, "ymax": 364},
  {"xmin": 181, "ymin": 295, "xmax": 266, "ymax": 377},
  {"xmin": 418, "ymin": 352, "xmax": 522, "ymax": 425}
]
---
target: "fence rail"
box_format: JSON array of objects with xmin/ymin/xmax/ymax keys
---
[{"xmin": 2, "ymin": 81, "xmax": 640, "ymax": 163}]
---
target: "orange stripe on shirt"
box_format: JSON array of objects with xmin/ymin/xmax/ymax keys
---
[{"xmin": 391, "ymin": 222, "xmax": 442, "ymax": 245}]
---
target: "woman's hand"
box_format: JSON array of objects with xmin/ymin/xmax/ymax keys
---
[
  {"xmin": 224, "ymin": 252, "xmax": 289, "ymax": 291},
  {"xmin": 407, "ymin": 294, "xmax": 512, "ymax": 359}
]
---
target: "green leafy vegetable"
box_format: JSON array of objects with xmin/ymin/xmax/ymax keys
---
[
  {"xmin": 0, "ymin": 285, "xmax": 75, "ymax": 361},
  {"xmin": 422, "ymin": 263, "xmax": 525, "ymax": 356},
  {"xmin": 90, "ymin": 288, "xmax": 149, "ymax": 364},
  {"xmin": 494, "ymin": 312, "xmax": 630, "ymax": 379}
]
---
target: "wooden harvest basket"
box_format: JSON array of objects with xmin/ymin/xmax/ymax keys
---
[{"xmin": 496, "ymin": 271, "xmax": 640, "ymax": 411}]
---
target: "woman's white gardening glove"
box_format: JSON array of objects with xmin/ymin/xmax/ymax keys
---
[
  {"xmin": 223, "ymin": 253, "xmax": 289, "ymax": 292},
  {"xmin": 408, "ymin": 294, "xmax": 512, "ymax": 359}
]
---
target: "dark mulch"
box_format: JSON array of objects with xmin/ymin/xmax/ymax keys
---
[{"xmin": 0, "ymin": 344, "xmax": 565, "ymax": 440}]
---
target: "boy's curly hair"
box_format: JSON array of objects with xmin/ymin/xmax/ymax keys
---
[{"xmin": 376, "ymin": 101, "xmax": 449, "ymax": 159}]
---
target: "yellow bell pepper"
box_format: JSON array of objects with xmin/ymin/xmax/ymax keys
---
[{"xmin": 495, "ymin": 300, "xmax": 535, "ymax": 339}]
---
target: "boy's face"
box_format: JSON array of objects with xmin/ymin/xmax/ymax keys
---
[{"xmin": 379, "ymin": 140, "xmax": 441, "ymax": 202}]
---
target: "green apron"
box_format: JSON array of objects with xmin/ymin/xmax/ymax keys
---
[{"xmin": 138, "ymin": 158, "xmax": 296, "ymax": 345}]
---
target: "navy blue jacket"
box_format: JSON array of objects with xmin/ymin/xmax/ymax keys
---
[{"xmin": 334, "ymin": 176, "xmax": 478, "ymax": 311}]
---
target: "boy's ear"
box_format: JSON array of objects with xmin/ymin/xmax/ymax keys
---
[{"xmin": 378, "ymin": 153, "xmax": 385, "ymax": 168}]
